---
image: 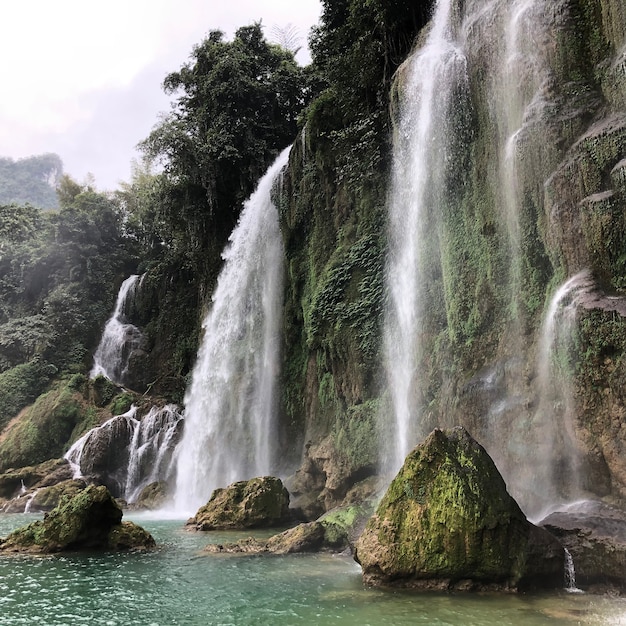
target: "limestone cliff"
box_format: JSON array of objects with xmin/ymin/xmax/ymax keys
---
[{"xmin": 280, "ymin": 0, "xmax": 626, "ymax": 515}]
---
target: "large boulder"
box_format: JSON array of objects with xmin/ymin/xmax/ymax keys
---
[
  {"xmin": 541, "ymin": 500, "xmax": 626, "ymax": 593},
  {"xmin": 0, "ymin": 485, "xmax": 154, "ymax": 553},
  {"xmin": 354, "ymin": 427, "xmax": 565, "ymax": 591},
  {"xmin": 188, "ymin": 476, "xmax": 291, "ymax": 531}
]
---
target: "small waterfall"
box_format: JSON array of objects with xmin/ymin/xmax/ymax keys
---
[
  {"xmin": 65, "ymin": 404, "xmax": 183, "ymax": 501},
  {"xmin": 521, "ymin": 270, "xmax": 593, "ymax": 518},
  {"xmin": 384, "ymin": 0, "xmax": 467, "ymax": 470},
  {"xmin": 564, "ymin": 548, "xmax": 583, "ymax": 593},
  {"xmin": 23, "ymin": 490, "xmax": 39, "ymax": 514},
  {"xmin": 173, "ymin": 147, "xmax": 290, "ymax": 513},
  {"xmin": 91, "ymin": 274, "xmax": 144, "ymax": 385}
]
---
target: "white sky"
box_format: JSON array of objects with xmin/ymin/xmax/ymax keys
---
[{"xmin": 0, "ymin": 0, "xmax": 321, "ymax": 190}]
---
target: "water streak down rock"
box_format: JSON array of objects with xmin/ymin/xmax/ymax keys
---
[{"xmin": 354, "ymin": 427, "xmax": 564, "ymax": 591}]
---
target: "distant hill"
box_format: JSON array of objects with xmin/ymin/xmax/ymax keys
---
[{"xmin": 0, "ymin": 153, "xmax": 62, "ymax": 210}]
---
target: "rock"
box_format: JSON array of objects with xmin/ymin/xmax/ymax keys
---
[
  {"xmin": 132, "ymin": 481, "xmax": 168, "ymax": 510},
  {"xmin": 0, "ymin": 485, "xmax": 155, "ymax": 553},
  {"xmin": 540, "ymin": 500, "xmax": 626, "ymax": 593},
  {"xmin": 2, "ymin": 479, "xmax": 87, "ymax": 514},
  {"xmin": 189, "ymin": 476, "xmax": 291, "ymax": 531},
  {"xmin": 30, "ymin": 479, "xmax": 87, "ymax": 512},
  {"xmin": 354, "ymin": 427, "xmax": 565, "ymax": 591},
  {"xmin": 204, "ymin": 501, "xmax": 376, "ymax": 556},
  {"xmin": 0, "ymin": 458, "xmax": 72, "ymax": 500}
]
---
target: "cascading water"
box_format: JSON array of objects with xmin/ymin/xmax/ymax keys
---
[
  {"xmin": 173, "ymin": 147, "xmax": 290, "ymax": 513},
  {"xmin": 65, "ymin": 404, "xmax": 183, "ymax": 501},
  {"xmin": 384, "ymin": 0, "xmax": 467, "ymax": 470},
  {"xmin": 522, "ymin": 270, "xmax": 593, "ymax": 518},
  {"xmin": 91, "ymin": 274, "xmax": 144, "ymax": 385},
  {"xmin": 383, "ymin": 0, "xmax": 589, "ymax": 514}
]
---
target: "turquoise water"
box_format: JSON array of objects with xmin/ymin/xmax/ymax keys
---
[{"xmin": 1, "ymin": 514, "xmax": 625, "ymax": 625}]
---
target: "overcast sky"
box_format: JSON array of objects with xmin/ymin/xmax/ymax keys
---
[{"xmin": 0, "ymin": 0, "xmax": 321, "ymax": 190}]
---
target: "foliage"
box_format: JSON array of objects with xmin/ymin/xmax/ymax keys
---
[
  {"xmin": 0, "ymin": 177, "xmax": 138, "ymax": 424},
  {"xmin": 0, "ymin": 383, "xmax": 83, "ymax": 471},
  {"xmin": 139, "ymin": 23, "xmax": 307, "ymax": 256},
  {"xmin": 0, "ymin": 153, "xmax": 62, "ymax": 210},
  {"xmin": 0, "ymin": 360, "xmax": 56, "ymax": 432}
]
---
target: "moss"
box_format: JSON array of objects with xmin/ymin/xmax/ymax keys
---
[
  {"xmin": 109, "ymin": 392, "xmax": 135, "ymax": 416},
  {"xmin": 0, "ymin": 383, "xmax": 84, "ymax": 471}
]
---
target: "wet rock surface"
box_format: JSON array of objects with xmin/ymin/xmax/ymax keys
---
[{"xmin": 541, "ymin": 500, "xmax": 626, "ymax": 593}]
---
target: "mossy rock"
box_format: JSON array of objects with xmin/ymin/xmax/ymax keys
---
[
  {"xmin": 189, "ymin": 476, "xmax": 291, "ymax": 531},
  {"xmin": 133, "ymin": 481, "xmax": 168, "ymax": 510},
  {"xmin": 0, "ymin": 485, "xmax": 155, "ymax": 553},
  {"xmin": 354, "ymin": 427, "xmax": 565, "ymax": 591},
  {"xmin": 30, "ymin": 479, "xmax": 87, "ymax": 512},
  {"xmin": 0, "ymin": 458, "xmax": 72, "ymax": 500}
]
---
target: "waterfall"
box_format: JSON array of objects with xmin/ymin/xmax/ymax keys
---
[
  {"xmin": 65, "ymin": 404, "xmax": 183, "ymax": 501},
  {"xmin": 91, "ymin": 274, "xmax": 144, "ymax": 385},
  {"xmin": 173, "ymin": 147, "xmax": 290, "ymax": 513},
  {"xmin": 564, "ymin": 548, "xmax": 583, "ymax": 593},
  {"xmin": 384, "ymin": 0, "xmax": 468, "ymax": 469},
  {"xmin": 522, "ymin": 271, "xmax": 593, "ymax": 518},
  {"xmin": 383, "ymin": 0, "xmax": 568, "ymax": 496}
]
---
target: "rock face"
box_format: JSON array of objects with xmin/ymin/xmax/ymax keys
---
[
  {"xmin": 188, "ymin": 476, "xmax": 291, "ymax": 531},
  {"xmin": 541, "ymin": 500, "xmax": 626, "ymax": 593},
  {"xmin": 354, "ymin": 428, "xmax": 565, "ymax": 591},
  {"xmin": 0, "ymin": 485, "xmax": 155, "ymax": 553}
]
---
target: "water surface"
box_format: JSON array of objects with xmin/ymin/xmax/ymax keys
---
[{"xmin": 1, "ymin": 514, "xmax": 625, "ymax": 625}]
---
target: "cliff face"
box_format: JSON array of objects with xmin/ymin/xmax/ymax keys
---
[{"xmin": 280, "ymin": 0, "xmax": 626, "ymax": 515}]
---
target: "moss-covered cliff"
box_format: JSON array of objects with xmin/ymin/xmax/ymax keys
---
[{"xmin": 279, "ymin": 0, "xmax": 626, "ymax": 516}]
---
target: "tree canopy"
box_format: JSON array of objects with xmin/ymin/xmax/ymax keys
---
[
  {"xmin": 140, "ymin": 23, "xmax": 308, "ymax": 255},
  {"xmin": 0, "ymin": 153, "xmax": 63, "ymax": 210}
]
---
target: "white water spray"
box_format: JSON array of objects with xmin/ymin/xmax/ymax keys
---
[
  {"xmin": 91, "ymin": 274, "xmax": 144, "ymax": 385},
  {"xmin": 65, "ymin": 404, "xmax": 182, "ymax": 501},
  {"xmin": 523, "ymin": 270, "xmax": 593, "ymax": 518},
  {"xmin": 173, "ymin": 147, "xmax": 290, "ymax": 513}
]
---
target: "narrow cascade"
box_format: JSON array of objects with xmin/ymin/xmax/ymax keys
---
[
  {"xmin": 91, "ymin": 274, "xmax": 144, "ymax": 385},
  {"xmin": 65, "ymin": 404, "xmax": 183, "ymax": 501},
  {"xmin": 173, "ymin": 147, "xmax": 290, "ymax": 513},
  {"xmin": 522, "ymin": 271, "xmax": 593, "ymax": 518},
  {"xmin": 564, "ymin": 548, "xmax": 583, "ymax": 593},
  {"xmin": 384, "ymin": 0, "xmax": 467, "ymax": 469}
]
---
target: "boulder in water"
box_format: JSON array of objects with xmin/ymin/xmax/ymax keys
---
[
  {"xmin": 354, "ymin": 427, "xmax": 565, "ymax": 591},
  {"xmin": 0, "ymin": 485, "xmax": 154, "ymax": 553},
  {"xmin": 541, "ymin": 500, "xmax": 626, "ymax": 593},
  {"xmin": 189, "ymin": 476, "xmax": 291, "ymax": 530}
]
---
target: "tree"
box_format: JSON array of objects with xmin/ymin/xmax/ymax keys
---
[{"xmin": 139, "ymin": 23, "xmax": 307, "ymax": 254}]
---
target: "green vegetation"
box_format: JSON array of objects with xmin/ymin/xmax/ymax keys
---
[{"xmin": 0, "ymin": 153, "xmax": 62, "ymax": 210}]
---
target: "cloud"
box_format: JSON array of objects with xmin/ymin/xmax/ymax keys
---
[{"xmin": 0, "ymin": 0, "xmax": 321, "ymax": 190}]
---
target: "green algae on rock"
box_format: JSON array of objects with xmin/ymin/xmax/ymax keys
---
[
  {"xmin": 0, "ymin": 485, "xmax": 155, "ymax": 553},
  {"xmin": 189, "ymin": 476, "xmax": 291, "ymax": 531},
  {"xmin": 354, "ymin": 427, "xmax": 565, "ymax": 591}
]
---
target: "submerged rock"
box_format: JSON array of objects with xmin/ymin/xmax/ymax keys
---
[
  {"xmin": 354, "ymin": 427, "xmax": 565, "ymax": 591},
  {"xmin": 541, "ymin": 500, "xmax": 626, "ymax": 593},
  {"xmin": 0, "ymin": 485, "xmax": 154, "ymax": 553},
  {"xmin": 189, "ymin": 476, "xmax": 291, "ymax": 531}
]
